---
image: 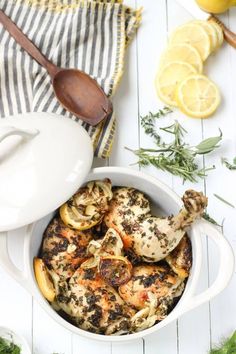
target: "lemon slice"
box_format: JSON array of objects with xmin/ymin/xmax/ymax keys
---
[
  {"xmin": 208, "ymin": 20, "xmax": 224, "ymax": 49},
  {"xmin": 176, "ymin": 74, "xmax": 221, "ymax": 118},
  {"xmin": 192, "ymin": 20, "xmax": 218, "ymax": 52},
  {"xmin": 60, "ymin": 203, "xmax": 102, "ymax": 230},
  {"xmin": 155, "ymin": 61, "xmax": 197, "ymax": 106},
  {"xmin": 159, "ymin": 44, "xmax": 203, "ymax": 73},
  {"xmin": 34, "ymin": 258, "xmax": 55, "ymax": 302},
  {"xmin": 169, "ymin": 23, "xmax": 211, "ymax": 60}
]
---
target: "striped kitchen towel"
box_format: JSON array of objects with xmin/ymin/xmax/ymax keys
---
[{"xmin": 0, "ymin": 0, "xmax": 141, "ymax": 158}]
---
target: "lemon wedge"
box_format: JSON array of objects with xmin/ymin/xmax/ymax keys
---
[
  {"xmin": 169, "ymin": 23, "xmax": 211, "ymax": 60},
  {"xmin": 34, "ymin": 258, "xmax": 55, "ymax": 302},
  {"xmin": 155, "ymin": 61, "xmax": 197, "ymax": 106},
  {"xmin": 159, "ymin": 44, "xmax": 203, "ymax": 73},
  {"xmin": 176, "ymin": 74, "xmax": 220, "ymax": 118}
]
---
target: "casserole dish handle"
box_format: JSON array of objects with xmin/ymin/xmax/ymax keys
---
[
  {"xmin": 0, "ymin": 228, "xmax": 32, "ymax": 291},
  {"xmin": 184, "ymin": 219, "xmax": 235, "ymax": 313},
  {"xmin": 0, "ymin": 125, "xmax": 39, "ymax": 143}
]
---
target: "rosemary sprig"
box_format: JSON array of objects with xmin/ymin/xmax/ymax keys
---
[
  {"xmin": 127, "ymin": 114, "xmax": 222, "ymax": 183},
  {"xmin": 221, "ymin": 156, "xmax": 236, "ymax": 170},
  {"xmin": 209, "ymin": 331, "xmax": 236, "ymax": 354},
  {"xmin": 213, "ymin": 194, "xmax": 235, "ymax": 208}
]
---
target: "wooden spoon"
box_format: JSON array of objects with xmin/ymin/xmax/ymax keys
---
[{"xmin": 0, "ymin": 9, "xmax": 113, "ymax": 126}]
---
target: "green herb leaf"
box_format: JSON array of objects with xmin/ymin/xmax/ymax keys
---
[
  {"xmin": 213, "ymin": 194, "xmax": 235, "ymax": 208},
  {"xmin": 140, "ymin": 107, "xmax": 172, "ymax": 144},
  {"xmin": 202, "ymin": 212, "xmax": 221, "ymax": 227},
  {"xmin": 0, "ymin": 337, "xmax": 21, "ymax": 354},
  {"xmin": 127, "ymin": 113, "xmax": 221, "ymax": 183},
  {"xmin": 209, "ymin": 331, "xmax": 236, "ymax": 354},
  {"xmin": 195, "ymin": 130, "xmax": 222, "ymax": 155},
  {"xmin": 221, "ymin": 157, "xmax": 236, "ymax": 170}
]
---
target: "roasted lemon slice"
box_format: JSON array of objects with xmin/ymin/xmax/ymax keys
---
[
  {"xmin": 34, "ymin": 258, "xmax": 55, "ymax": 302},
  {"xmin": 155, "ymin": 61, "xmax": 197, "ymax": 106},
  {"xmin": 60, "ymin": 203, "xmax": 102, "ymax": 230},
  {"xmin": 176, "ymin": 74, "xmax": 221, "ymax": 118},
  {"xmin": 60, "ymin": 179, "xmax": 112, "ymax": 230},
  {"xmin": 99, "ymin": 256, "xmax": 132, "ymax": 287},
  {"xmin": 169, "ymin": 23, "xmax": 211, "ymax": 60},
  {"xmin": 159, "ymin": 44, "xmax": 203, "ymax": 73}
]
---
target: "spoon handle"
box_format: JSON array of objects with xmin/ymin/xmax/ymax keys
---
[{"xmin": 0, "ymin": 9, "xmax": 58, "ymax": 76}]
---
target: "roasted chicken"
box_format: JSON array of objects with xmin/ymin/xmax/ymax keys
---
[
  {"xmin": 106, "ymin": 189, "xmax": 207, "ymax": 262},
  {"xmin": 35, "ymin": 181, "xmax": 207, "ymax": 335}
]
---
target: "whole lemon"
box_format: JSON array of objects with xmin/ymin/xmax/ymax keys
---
[{"xmin": 196, "ymin": 0, "xmax": 236, "ymax": 14}]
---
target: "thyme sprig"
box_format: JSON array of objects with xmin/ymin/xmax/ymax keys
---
[
  {"xmin": 127, "ymin": 113, "xmax": 222, "ymax": 182},
  {"xmin": 221, "ymin": 156, "xmax": 236, "ymax": 170},
  {"xmin": 140, "ymin": 107, "xmax": 173, "ymax": 144}
]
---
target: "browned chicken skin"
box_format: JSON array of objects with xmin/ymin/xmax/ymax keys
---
[
  {"xmin": 42, "ymin": 217, "xmax": 92, "ymax": 279},
  {"xmin": 165, "ymin": 234, "xmax": 192, "ymax": 279},
  {"xmin": 118, "ymin": 264, "xmax": 183, "ymax": 311},
  {"xmin": 105, "ymin": 187, "xmax": 151, "ymax": 249},
  {"xmin": 55, "ymin": 267, "xmax": 134, "ymax": 335}
]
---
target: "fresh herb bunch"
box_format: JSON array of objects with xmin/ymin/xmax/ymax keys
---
[
  {"xmin": 127, "ymin": 109, "xmax": 222, "ymax": 182},
  {"xmin": 209, "ymin": 331, "xmax": 236, "ymax": 354},
  {"xmin": 221, "ymin": 156, "xmax": 236, "ymax": 170},
  {"xmin": 0, "ymin": 337, "xmax": 21, "ymax": 354}
]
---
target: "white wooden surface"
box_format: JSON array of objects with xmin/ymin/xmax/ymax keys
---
[{"xmin": 0, "ymin": 1, "xmax": 236, "ymax": 353}]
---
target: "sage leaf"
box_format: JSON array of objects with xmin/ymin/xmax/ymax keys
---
[{"xmin": 195, "ymin": 130, "xmax": 222, "ymax": 155}]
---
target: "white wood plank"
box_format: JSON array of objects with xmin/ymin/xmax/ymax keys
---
[
  {"xmin": 109, "ymin": 0, "xmax": 139, "ymax": 168},
  {"xmin": 110, "ymin": 38, "xmax": 139, "ymax": 167},
  {"xmin": 144, "ymin": 323, "xmax": 178, "ymax": 354},
  {"xmin": 0, "ymin": 228, "xmax": 32, "ymax": 349},
  {"xmin": 72, "ymin": 335, "xmax": 111, "ymax": 354},
  {"xmin": 33, "ymin": 302, "xmax": 72, "ymax": 354},
  {"xmin": 136, "ymin": 0, "xmax": 174, "ymax": 186},
  {"xmin": 0, "ymin": 269, "xmax": 32, "ymax": 348},
  {"xmin": 203, "ymin": 10, "xmax": 236, "ymax": 347},
  {"xmin": 112, "ymin": 340, "xmax": 143, "ymax": 354},
  {"xmin": 167, "ymin": 2, "xmax": 211, "ymax": 354}
]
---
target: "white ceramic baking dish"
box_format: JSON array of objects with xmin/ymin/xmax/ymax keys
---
[{"xmin": 0, "ymin": 167, "xmax": 234, "ymax": 342}]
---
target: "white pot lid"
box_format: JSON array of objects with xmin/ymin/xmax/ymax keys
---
[{"xmin": 0, "ymin": 112, "xmax": 93, "ymax": 232}]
